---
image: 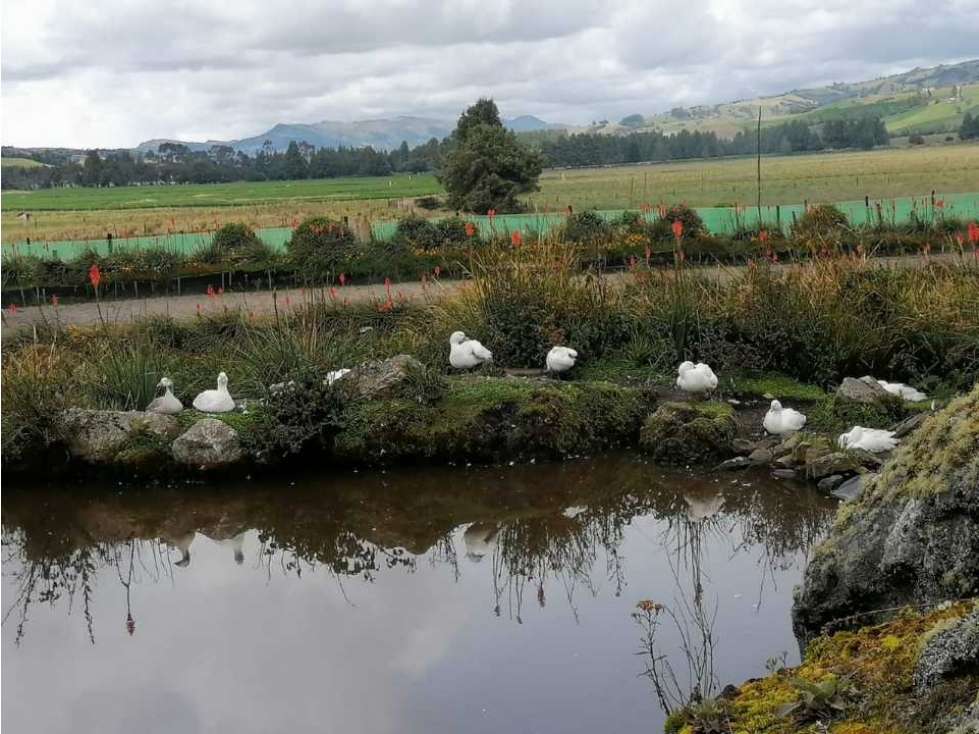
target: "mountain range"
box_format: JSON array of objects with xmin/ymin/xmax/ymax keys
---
[{"xmin": 136, "ymin": 115, "xmax": 566, "ymax": 155}]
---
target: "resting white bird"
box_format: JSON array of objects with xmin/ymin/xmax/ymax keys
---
[
  {"xmin": 325, "ymin": 368, "xmax": 351, "ymax": 386},
  {"xmin": 463, "ymin": 523, "xmax": 500, "ymax": 562},
  {"xmin": 192, "ymin": 372, "xmax": 235, "ymax": 413},
  {"xmin": 877, "ymin": 380, "xmax": 928, "ymax": 402},
  {"xmin": 763, "ymin": 399, "xmax": 807, "ymax": 435},
  {"xmin": 676, "ymin": 361, "xmax": 718, "ymax": 396},
  {"xmin": 546, "ymin": 346, "xmax": 578, "ymax": 375},
  {"xmin": 838, "ymin": 426, "xmax": 900, "ymax": 453},
  {"xmin": 146, "ymin": 377, "xmax": 183, "ymax": 415},
  {"xmin": 449, "ymin": 331, "xmax": 493, "ymax": 369}
]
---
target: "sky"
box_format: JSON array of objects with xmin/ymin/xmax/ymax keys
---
[{"xmin": 2, "ymin": 0, "xmax": 977, "ymax": 148}]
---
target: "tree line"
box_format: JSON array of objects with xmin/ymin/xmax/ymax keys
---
[{"xmin": 0, "ymin": 113, "xmax": 897, "ymax": 192}]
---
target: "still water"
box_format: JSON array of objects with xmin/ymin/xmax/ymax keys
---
[{"xmin": 2, "ymin": 455, "xmax": 835, "ymax": 733}]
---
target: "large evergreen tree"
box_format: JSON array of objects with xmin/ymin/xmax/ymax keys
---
[{"xmin": 437, "ymin": 98, "xmax": 543, "ymax": 213}]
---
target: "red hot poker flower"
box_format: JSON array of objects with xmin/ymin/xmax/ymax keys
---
[
  {"xmin": 206, "ymin": 285, "xmax": 216, "ymax": 299},
  {"xmin": 758, "ymin": 229, "xmax": 768, "ymax": 245},
  {"xmin": 89, "ymin": 264, "xmax": 101, "ymax": 289},
  {"xmin": 464, "ymin": 222, "xmax": 475, "ymax": 237},
  {"xmin": 969, "ymin": 221, "xmax": 979, "ymax": 245},
  {"xmin": 671, "ymin": 219, "xmax": 683, "ymax": 240},
  {"xmin": 339, "ymin": 273, "xmax": 347, "ymax": 286},
  {"xmin": 9, "ymin": 302, "xmax": 18, "ymax": 314},
  {"xmin": 510, "ymin": 230, "xmax": 522, "ymax": 246}
]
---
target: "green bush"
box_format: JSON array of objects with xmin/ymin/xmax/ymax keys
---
[
  {"xmin": 793, "ymin": 204, "xmax": 850, "ymax": 240},
  {"xmin": 659, "ymin": 204, "xmax": 706, "ymax": 239},
  {"xmin": 287, "ymin": 216, "xmax": 359, "ymax": 282},
  {"xmin": 562, "ymin": 210, "xmax": 611, "ymax": 244},
  {"xmin": 392, "ymin": 213, "xmax": 439, "ymax": 251},
  {"xmin": 211, "ymin": 222, "xmax": 262, "ymax": 255},
  {"xmin": 435, "ymin": 216, "xmax": 472, "ymax": 249}
]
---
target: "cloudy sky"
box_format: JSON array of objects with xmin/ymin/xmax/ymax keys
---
[{"xmin": 2, "ymin": 0, "xmax": 977, "ymax": 148}]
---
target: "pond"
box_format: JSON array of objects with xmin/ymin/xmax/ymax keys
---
[{"xmin": 2, "ymin": 454, "xmax": 836, "ymax": 733}]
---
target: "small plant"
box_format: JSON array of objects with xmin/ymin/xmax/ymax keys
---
[
  {"xmin": 777, "ymin": 676, "xmax": 855, "ymax": 722},
  {"xmin": 392, "ymin": 213, "xmax": 439, "ymax": 252},
  {"xmin": 287, "ymin": 216, "xmax": 359, "ymax": 283},
  {"xmin": 210, "ymin": 222, "xmax": 262, "ymax": 256},
  {"xmin": 562, "ymin": 210, "xmax": 611, "ymax": 245},
  {"xmin": 682, "ymin": 697, "xmax": 731, "ymax": 734}
]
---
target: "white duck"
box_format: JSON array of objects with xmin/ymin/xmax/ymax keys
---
[
  {"xmin": 877, "ymin": 380, "xmax": 928, "ymax": 402},
  {"xmin": 449, "ymin": 331, "xmax": 493, "ymax": 369},
  {"xmin": 838, "ymin": 426, "xmax": 900, "ymax": 453},
  {"xmin": 763, "ymin": 399, "xmax": 807, "ymax": 435},
  {"xmin": 546, "ymin": 346, "xmax": 578, "ymax": 375},
  {"xmin": 463, "ymin": 523, "xmax": 500, "ymax": 562},
  {"xmin": 193, "ymin": 372, "xmax": 235, "ymax": 413},
  {"xmin": 325, "ymin": 368, "xmax": 351, "ymax": 386},
  {"xmin": 146, "ymin": 377, "xmax": 183, "ymax": 415},
  {"xmin": 676, "ymin": 361, "xmax": 718, "ymax": 396}
]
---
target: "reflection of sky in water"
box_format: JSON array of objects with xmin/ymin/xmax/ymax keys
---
[{"xmin": 2, "ymin": 460, "xmax": 834, "ymax": 734}]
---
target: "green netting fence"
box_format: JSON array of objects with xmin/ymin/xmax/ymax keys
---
[{"xmin": 4, "ymin": 192, "xmax": 977, "ymax": 262}]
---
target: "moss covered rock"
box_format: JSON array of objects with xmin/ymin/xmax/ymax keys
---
[
  {"xmin": 61, "ymin": 409, "xmax": 181, "ymax": 465},
  {"xmin": 639, "ymin": 402, "xmax": 736, "ymax": 465},
  {"xmin": 793, "ymin": 387, "xmax": 979, "ymax": 638}
]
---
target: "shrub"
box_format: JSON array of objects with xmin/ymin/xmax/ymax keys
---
[
  {"xmin": 435, "ymin": 216, "xmax": 473, "ymax": 249},
  {"xmin": 415, "ymin": 195, "xmax": 443, "ymax": 210},
  {"xmin": 562, "ymin": 210, "xmax": 611, "ymax": 244},
  {"xmin": 211, "ymin": 222, "xmax": 262, "ymax": 255},
  {"xmin": 659, "ymin": 204, "xmax": 706, "ymax": 239},
  {"xmin": 793, "ymin": 204, "xmax": 850, "ymax": 241},
  {"xmin": 392, "ymin": 213, "xmax": 439, "ymax": 252},
  {"xmin": 287, "ymin": 216, "xmax": 359, "ymax": 283}
]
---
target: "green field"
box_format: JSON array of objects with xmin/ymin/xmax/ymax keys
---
[
  {"xmin": 1, "ymin": 157, "xmax": 49, "ymax": 169},
  {"xmin": 3, "ymin": 145, "xmax": 978, "ymax": 246},
  {"xmin": 0, "ymin": 173, "xmax": 440, "ymax": 211}
]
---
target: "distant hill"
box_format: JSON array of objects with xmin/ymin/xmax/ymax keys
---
[
  {"xmin": 586, "ymin": 59, "xmax": 979, "ymax": 139},
  {"xmin": 135, "ymin": 115, "xmax": 566, "ymax": 155}
]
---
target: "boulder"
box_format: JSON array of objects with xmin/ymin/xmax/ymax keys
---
[
  {"xmin": 837, "ymin": 376, "xmax": 890, "ymax": 405},
  {"xmin": 830, "ymin": 473, "xmax": 876, "ymax": 501},
  {"xmin": 61, "ymin": 409, "xmax": 181, "ymax": 464},
  {"xmin": 913, "ymin": 608, "xmax": 979, "ymax": 691},
  {"xmin": 817, "ymin": 474, "xmax": 845, "ymax": 493},
  {"xmin": 805, "ymin": 450, "xmax": 879, "ymax": 479},
  {"xmin": 172, "ymin": 419, "xmax": 243, "ymax": 468},
  {"xmin": 793, "ymin": 388, "xmax": 979, "ymax": 639},
  {"xmin": 891, "ymin": 410, "xmax": 930, "ymax": 438},
  {"xmin": 774, "ymin": 433, "xmax": 801, "ymax": 455},
  {"xmin": 748, "ymin": 448, "xmax": 773, "ymax": 466},
  {"xmin": 771, "ymin": 469, "xmax": 798, "ymax": 480},
  {"xmin": 718, "ymin": 456, "xmax": 751, "ymax": 471},
  {"xmin": 638, "ymin": 402, "xmax": 736, "ymax": 465},
  {"xmin": 731, "ymin": 438, "xmax": 757, "ymax": 454},
  {"xmin": 773, "ymin": 454, "xmax": 797, "ymax": 469},
  {"xmin": 346, "ymin": 354, "xmax": 426, "ymax": 400}
]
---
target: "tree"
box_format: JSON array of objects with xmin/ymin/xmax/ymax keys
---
[
  {"xmin": 961, "ymin": 112, "xmax": 979, "ymax": 141},
  {"xmin": 283, "ymin": 141, "xmax": 309, "ymax": 179},
  {"xmin": 82, "ymin": 150, "xmax": 102, "ymax": 186},
  {"xmin": 438, "ymin": 98, "xmax": 543, "ymax": 213}
]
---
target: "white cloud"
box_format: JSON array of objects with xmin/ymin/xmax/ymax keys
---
[{"xmin": 1, "ymin": 0, "xmax": 976, "ymax": 147}]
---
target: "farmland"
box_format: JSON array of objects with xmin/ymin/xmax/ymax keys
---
[{"xmin": 2, "ymin": 144, "xmax": 978, "ymax": 244}]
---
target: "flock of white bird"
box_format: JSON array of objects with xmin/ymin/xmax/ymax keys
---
[{"xmin": 146, "ymin": 329, "xmax": 922, "ymax": 456}]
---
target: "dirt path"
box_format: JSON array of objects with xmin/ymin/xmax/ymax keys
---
[{"xmin": 0, "ymin": 253, "xmax": 963, "ymax": 338}]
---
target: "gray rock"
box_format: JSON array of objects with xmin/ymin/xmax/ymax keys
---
[
  {"xmin": 771, "ymin": 469, "xmax": 798, "ymax": 479},
  {"xmin": 805, "ymin": 450, "xmax": 879, "ymax": 479},
  {"xmin": 831, "ymin": 473, "xmax": 876, "ymax": 501},
  {"xmin": 731, "ymin": 438, "xmax": 757, "ymax": 454},
  {"xmin": 346, "ymin": 354, "xmax": 426, "ymax": 399},
  {"xmin": 748, "ymin": 448, "xmax": 773, "ymax": 466},
  {"xmin": 61, "ymin": 409, "xmax": 181, "ymax": 464},
  {"xmin": 718, "ymin": 456, "xmax": 751, "ymax": 471},
  {"xmin": 817, "ymin": 474, "xmax": 845, "ymax": 493},
  {"xmin": 172, "ymin": 419, "xmax": 243, "ymax": 468},
  {"xmin": 773, "ymin": 454, "xmax": 797, "ymax": 469},
  {"xmin": 793, "ymin": 388, "xmax": 979, "ymax": 639},
  {"xmin": 774, "ymin": 433, "xmax": 801, "ymax": 454},
  {"xmin": 891, "ymin": 411, "xmax": 930, "ymax": 438},
  {"xmin": 804, "ymin": 445, "xmax": 831, "ymax": 464},
  {"xmin": 913, "ymin": 608, "xmax": 979, "ymax": 691},
  {"xmin": 837, "ymin": 376, "xmax": 890, "ymax": 405}
]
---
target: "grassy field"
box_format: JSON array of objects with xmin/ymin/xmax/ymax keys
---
[
  {"xmin": 1, "ymin": 157, "xmax": 49, "ymax": 169},
  {"xmin": 3, "ymin": 144, "xmax": 978, "ymax": 244}
]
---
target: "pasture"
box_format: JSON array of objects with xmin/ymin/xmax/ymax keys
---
[{"xmin": 3, "ymin": 144, "xmax": 978, "ymax": 245}]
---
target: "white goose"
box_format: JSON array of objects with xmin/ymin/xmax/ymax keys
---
[
  {"xmin": 193, "ymin": 372, "xmax": 235, "ymax": 413},
  {"xmin": 877, "ymin": 380, "xmax": 928, "ymax": 402},
  {"xmin": 325, "ymin": 368, "xmax": 351, "ymax": 386},
  {"xmin": 676, "ymin": 361, "xmax": 718, "ymax": 396},
  {"xmin": 449, "ymin": 331, "xmax": 493, "ymax": 369},
  {"xmin": 146, "ymin": 377, "xmax": 183, "ymax": 415},
  {"xmin": 763, "ymin": 399, "xmax": 807, "ymax": 435},
  {"xmin": 683, "ymin": 491, "xmax": 725, "ymax": 523},
  {"xmin": 546, "ymin": 346, "xmax": 578, "ymax": 375},
  {"xmin": 838, "ymin": 426, "xmax": 900, "ymax": 453}
]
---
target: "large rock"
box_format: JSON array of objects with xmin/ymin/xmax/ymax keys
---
[
  {"xmin": 914, "ymin": 608, "xmax": 979, "ymax": 691},
  {"xmin": 837, "ymin": 376, "xmax": 890, "ymax": 405},
  {"xmin": 345, "ymin": 354, "xmax": 426, "ymax": 400},
  {"xmin": 639, "ymin": 402, "xmax": 736, "ymax": 465},
  {"xmin": 793, "ymin": 388, "xmax": 979, "ymax": 638},
  {"xmin": 61, "ymin": 409, "xmax": 181, "ymax": 464},
  {"xmin": 172, "ymin": 419, "xmax": 243, "ymax": 468},
  {"xmin": 805, "ymin": 450, "xmax": 879, "ymax": 479}
]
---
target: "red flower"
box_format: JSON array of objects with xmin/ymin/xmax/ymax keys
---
[
  {"xmin": 329, "ymin": 286, "xmax": 338, "ymax": 299},
  {"xmin": 758, "ymin": 229, "xmax": 768, "ymax": 245},
  {"xmin": 969, "ymin": 221, "xmax": 979, "ymax": 245},
  {"xmin": 671, "ymin": 219, "xmax": 683, "ymax": 240},
  {"xmin": 51, "ymin": 294, "xmax": 59, "ymax": 307},
  {"xmin": 8, "ymin": 303, "xmax": 18, "ymax": 314},
  {"xmin": 935, "ymin": 199, "xmax": 945, "ymax": 209},
  {"xmin": 206, "ymin": 285, "xmax": 216, "ymax": 299},
  {"xmin": 487, "ymin": 209, "xmax": 496, "ymax": 219},
  {"xmin": 510, "ymin": 230, "xmax": 522, "ymax": 246},
  {"xmin": 89, "ymin": 264, "xmax": 101, "ymax": 289},
  {"xmin": 339, "ymin": 272, "xmax": 346, "ymax": 286},
  {"xmin": 464, "ymin": 222, "xmax": 475, "ymax": 237}
]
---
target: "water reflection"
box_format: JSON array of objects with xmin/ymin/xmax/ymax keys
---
[{"xmin": 2, "ymin": 455, "xmax": 835, "ymax": 733}]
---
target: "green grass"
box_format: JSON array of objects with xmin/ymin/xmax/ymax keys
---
[
  {"xmin": 885, "ymin": 85, "xmax": 979, "ymax": 134},
  {"xmin": 730, "ymin": 373, "xmax": 828, "ymax": 401},
  {"xmin": 1, "ymin": 157, "xmax": 48, "ymax": 169},
  {"xmin": 0, "ymin": 173, "xmax": 442, "ymax": 212}
]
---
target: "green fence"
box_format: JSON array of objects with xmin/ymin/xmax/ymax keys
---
[{"xmin": 4, "ymin": 192, "xmax": 977, "ymax": 262}]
